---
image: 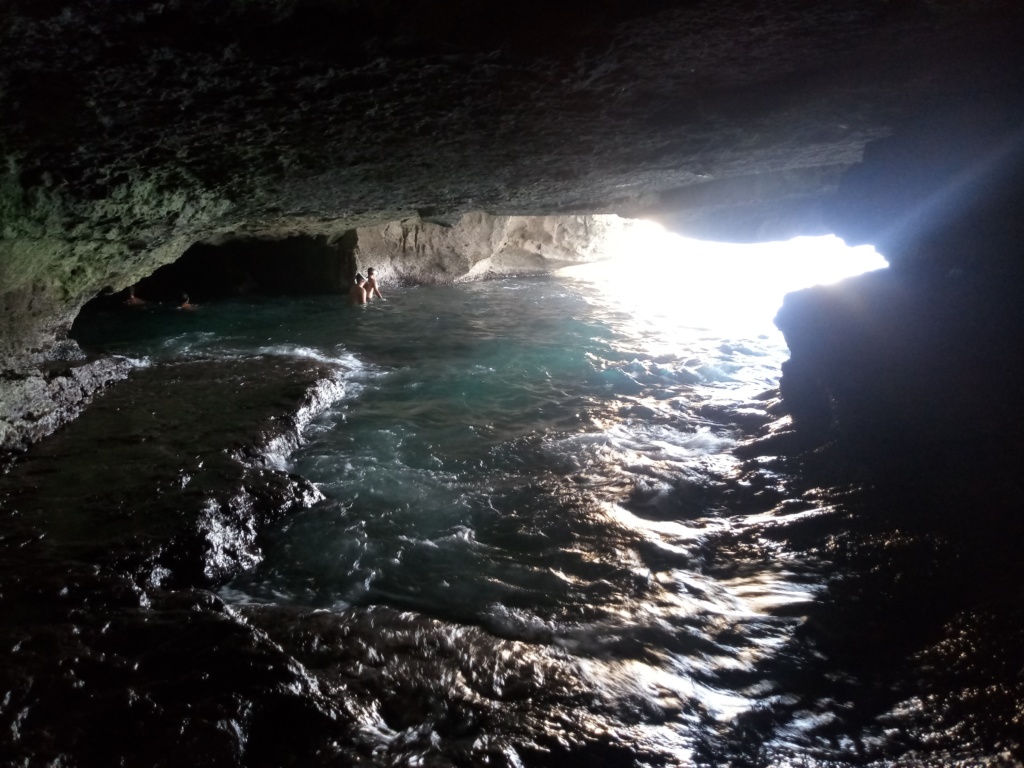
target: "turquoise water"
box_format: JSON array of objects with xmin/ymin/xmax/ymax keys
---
[
  {"xmin": 74, "ymin": 276, "xmax": 812, "ymax": 761},
  {"xmin": 69, "ymin": 274, "xmax": 1022, "ymax": 766},
  {"xmin": 78, "ymin": 275, "xmax": 794, "ymax": 620},
  {"xmin": 223, "ymin": 279, "xmax": 791, "ymax": 623}
]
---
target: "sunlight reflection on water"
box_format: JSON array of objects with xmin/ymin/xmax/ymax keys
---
[{"xmin": 200, "ymin": 255, "xmax": 895, "ymax": 764}]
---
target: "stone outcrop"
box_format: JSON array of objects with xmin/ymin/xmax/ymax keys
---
[
  {"xmin": 0, "ymin": 353, "xmax": 132, "ymax": 456},
  {"xmin": 0, "ymin": 357, "xmax": 346, "ymax": 766},
  {"xmin": 773, "ymin": 269, "xmax": 1024, "ymax": 452},
  {"xmin": 763, "ymin": 105, "xmax": 1024, "ymax": 455},
  {"xmin": 2, "ymin": 357, "xmax": 341, "ymax": 584}
]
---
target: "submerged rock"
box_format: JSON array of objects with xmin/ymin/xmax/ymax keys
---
[{"xmin": 2, "ymin": 357, "xmax": 343, "ymax": 586}]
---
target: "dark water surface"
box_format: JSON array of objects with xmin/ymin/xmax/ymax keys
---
[{"xmin": 4, "ymin": 276, "xmax": 1022, "ymax": 766}]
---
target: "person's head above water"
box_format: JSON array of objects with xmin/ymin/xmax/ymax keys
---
[
  {"xmin": 367, "ymin": 267, "xmax": 375, "ymax": 277},
  {"xmin": 354, "ymin": 273, "xmax": 365, "ymax": 284}
]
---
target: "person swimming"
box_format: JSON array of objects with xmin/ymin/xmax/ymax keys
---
[
  {"xmin": 365, "ymin": 267, "xmax": 384, "ymax": 300},
  {"xmin": 348, "ymin": 274, "xmax": 368, "ymax": 306},
  {"xmin": 124, "ymin": 285, "xmax": 145, "ymax": 306}
]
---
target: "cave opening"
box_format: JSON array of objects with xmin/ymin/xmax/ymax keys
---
[
  {"xmin": 561, "ymin": 221, "xmax": 889, "ymax": 334},
  {"xmin": 73, "ymin": 218, "xmax": 887, "ymax": 345},
  {"xmin": 83, "ymin": 232, "xmax": 361, "ymax": 316},
  {"xmin": 4, "ymin": 0, "xmax": 1024, "ymax": 760},
  {"xmin": 21, "ymin": 219, "xmax": 1024, "ymax": 767}
]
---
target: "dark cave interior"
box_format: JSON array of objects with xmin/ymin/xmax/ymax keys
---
[
  {"xmin": 82, "ymin": 232, "xmax": 360, "ymax": 310},
  {"xmin": 3, "ymin": 1, "xmax": 1024, "ymax": 765}
]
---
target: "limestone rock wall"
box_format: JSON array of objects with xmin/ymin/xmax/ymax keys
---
[
  {"xmin": 353, "ymin": 212, "xmax": 637, "ymax": 285},
  {"xmin": 0, "ymin": 165, "xmax": 233, "ymax": 366}
]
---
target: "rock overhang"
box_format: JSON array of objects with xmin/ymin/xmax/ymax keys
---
[
  {"xmin": 3, "ymin": 0, "xmax": 1021, "ymax": 245},
  {"xmin": 2, "ymin": 0, "xmax": 1024, "ymax": 450}
]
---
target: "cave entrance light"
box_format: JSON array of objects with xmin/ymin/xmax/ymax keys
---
[{"xmin": 558, "ymin": 220, "xmax": 888, "ymax": 335}]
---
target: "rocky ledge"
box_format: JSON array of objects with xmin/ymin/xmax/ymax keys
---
[{"xmin": 0, "ymin": 354, "xmax": 356, "ymax": 765}]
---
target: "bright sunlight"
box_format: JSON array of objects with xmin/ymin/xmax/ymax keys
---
[{"xmin": 559, "ymin": 220, "xmax": 887, "ymax": 334}]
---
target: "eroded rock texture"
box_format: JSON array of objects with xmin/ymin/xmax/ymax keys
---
[
  {"xmin": 0, "ymin": 358, "xmax": 343, "ymax": 766},
  {"xmin": 354, "ymin": 212, "xmax": 637, "ymax": 283}
]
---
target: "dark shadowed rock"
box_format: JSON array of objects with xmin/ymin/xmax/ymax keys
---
[
  {"xmin": 774, "ymin": 268, "xmax": 1024, "ymax": 453},
  {"xmin": 3, "ymin": 3, "xmax": 1024, "ymax": 765},
  {"xmin": 0, "ymin": 354, "xmax": 133, "ymax": 456},
  {"xmin": 1, "ymin": 357, "xmax": 342, "ymax": 586}
]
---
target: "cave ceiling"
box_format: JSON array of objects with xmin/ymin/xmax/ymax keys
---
[
  {"xmin": 2, "ymin": 0, "xmax": 1020, "ymax": 230},
  {"xmin": 1, "ymin": 0, "xmax": 1023, "ymax": 359}
]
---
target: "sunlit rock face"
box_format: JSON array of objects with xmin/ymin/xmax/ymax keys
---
[
  {"xmin": 354, "ymin": 213, "xmax": 637, "ymax": 283},
  {"xmin": 83, "ymin": 213, "xmax": 631, "ymax": 299}
]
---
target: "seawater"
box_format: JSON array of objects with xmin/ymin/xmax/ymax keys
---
[
  {"xmin": 230, "ymin": 280, "xmax": 801, "ymax": 635},
  {"xmin": 69, "ymin": 275, "xmax": 1024, "ymax": 766}
]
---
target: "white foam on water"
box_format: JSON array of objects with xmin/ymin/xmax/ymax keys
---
[
  {"xmin": 116, "ymin": 355, "xmax": 153, "ymax": 368},
  {"xmin": 254, "ymin": 343, "xmax": 365, "ymax": 369}
]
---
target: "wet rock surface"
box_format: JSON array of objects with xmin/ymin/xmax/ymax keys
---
[
  {"xmin": 0, "ymin": 353, "xmax": 133, "ymax": 456},
  {"xmin": 2, "ymin": 358, "xmax": 342, "ymax": 584},
  {"xmin": 721, "ymin": 440, "xmax": 1024, "ymax": 766},
  {"xmin": 0, "ymin": 357, "xmax": 345, "ymax": 766}
]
